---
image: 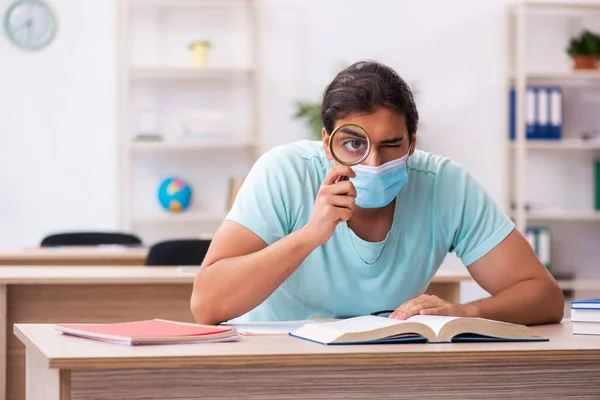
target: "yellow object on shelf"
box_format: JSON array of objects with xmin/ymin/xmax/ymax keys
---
[{"xmin": 189, "ymin": 41, "xmax": 210, "ymax": 68}]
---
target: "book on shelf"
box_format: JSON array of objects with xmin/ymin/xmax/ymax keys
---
[
  {"xmin": 290, "ymin": 315, "xmax": 547, "ymax": 345},
  {"xmin": 55, "ymin": 319, "xmax": 239, "ymax": 345}
]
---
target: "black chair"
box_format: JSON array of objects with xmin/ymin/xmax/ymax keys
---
[
  {"xmin": 40, "ymin": 232, "xmax": 142, "ymax": 247},
  {"xmin": 145, "ymin": 239, "xmax": 211, "ymax": 266}
]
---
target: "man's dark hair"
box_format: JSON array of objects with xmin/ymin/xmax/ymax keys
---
[{"xmin": 321, "ymin": 60, "xmax": 419, "ymax": 141}]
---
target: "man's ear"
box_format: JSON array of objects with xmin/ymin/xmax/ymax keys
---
[
  {"xmin": 408, "ymin": 129, "xmax": 417, "ymax": 156},
  {"xmin": 322, "ymin": 128, "xmax": 333, "ymax": 159}
]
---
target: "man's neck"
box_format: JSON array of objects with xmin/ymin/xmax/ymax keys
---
[{"xmin": 347, "ymin": 200, "xmax": 396, "ymax": 242}]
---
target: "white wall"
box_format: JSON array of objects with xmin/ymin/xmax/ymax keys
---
[
  {"xmin": 262, "ymin": 0, "xmax": 510, "ymax": 206},
  {"xmin": 0, "ymin": 0, "xmax": 118, "ymax": 248},
  {"xmin": 0, "ymin": 0, "xmax": 591, "ymax": 258}
]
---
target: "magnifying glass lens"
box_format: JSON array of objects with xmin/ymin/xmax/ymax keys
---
[{"xmin": 331, "ymin": 126, "xmax": 370, "ymax": 165}]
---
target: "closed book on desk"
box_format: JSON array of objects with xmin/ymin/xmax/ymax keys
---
[
  {"xmin": 55, "ymin": 319, "xmax": 238, "ymax": 345},
  {"xmin": 571, "ymin": 298, "xmax": 600, "ymax": 310},
  {"xmin": 571, "ymin": 299, "xmax": 600, "ymax": 335},
  {"xmin": 290, "ymin": 315, "xmax": 547, "ymax": 345}
]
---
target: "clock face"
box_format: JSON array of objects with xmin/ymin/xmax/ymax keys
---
[{"xmin": 4, "ymin": 0, "xmax": 57, "ymax": 50}]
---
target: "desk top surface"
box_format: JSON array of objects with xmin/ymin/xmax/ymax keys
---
[
  {"xmin": 14, "ymin": 321, "xmax": 600, "ymax": 370},
  {"xmin": 0, "ymin": 266, "xmax": 471, "ymax": 285},
  {"xmin": 0, "ymin": 266, "xmax": 196, "ymax": 284},
  {"xmin": 0, "ymin": 246, "xmax": 148, "ymax": 261}
]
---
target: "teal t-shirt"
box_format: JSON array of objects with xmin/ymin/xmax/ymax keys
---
[{"xmin": 225, "ymin": 140, "xmax": 514, "ymax": 322}]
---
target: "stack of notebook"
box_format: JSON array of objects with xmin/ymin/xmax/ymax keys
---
[
  {"xmin": 55, "ymin": 319, "xmax": 239, "ymax": 345},
  {"xmin": 571, "ymin": 299, "xmax": 600, "ymax": 336}
]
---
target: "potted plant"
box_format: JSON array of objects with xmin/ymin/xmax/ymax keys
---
[
  {"xmin": 566, "ymin": 30, "xmax": 600, "ymax": 70},
  {"xmin": 293, "ymin": 101, "xmax": 323, "ymax": 140}
]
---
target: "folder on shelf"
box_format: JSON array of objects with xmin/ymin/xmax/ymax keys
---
[
  {"xmin": 536, "ymin": 87, "xmax": 549, "ymax": 140},
  {"xmin": 509, "ymin": 88, "xmax": 516, "ymax": 141},
  {"xmin": 549, "ymin": 87, "xmax": 563, "ymax": 140},
  {"xmin": 508, "ymin": 86, "xmax": 562, "ymax": 141},
  {"xmin": 527, "ymin": 87, "xmax": 537, "ymax": 139},
  {"xmin": 526, "ymin": 227, "xmax": 552, "ymax": 272},
  {"xmin": 594, "ymin": 160, "xmax": 600, "ymax": 211}
]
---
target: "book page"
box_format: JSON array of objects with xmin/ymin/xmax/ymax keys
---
[
  {"xmin": 318, "ymin": 315, "xmax": 404, "ymax": 333},
  {"xmin": 222, "ymin": 320, "xmax": 317, "ymax": 335},
  {"xmin": 405, "ymin": 315, "xmax": 460, "ymax": 337}
]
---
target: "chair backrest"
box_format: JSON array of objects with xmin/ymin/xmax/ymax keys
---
[
  {"xmin": 145, "ymin": 239, "xmax": 211, "ymax": 266},
  {"xmin": 40, "ymin": 232, "xmax": 142, "ymax": 247}
]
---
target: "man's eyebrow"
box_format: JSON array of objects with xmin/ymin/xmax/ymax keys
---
[
  {"xmin": 339, "ymin": 128, "xmax": 368, "ymax": 140},
  {"xmin": 379, "ymin": 137, "xmax": 404, "ymax": 145}
]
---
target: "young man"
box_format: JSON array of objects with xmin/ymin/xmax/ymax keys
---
[{"xmin": 191, "ymin": 60, "xmax": 563, "ymax": 326}]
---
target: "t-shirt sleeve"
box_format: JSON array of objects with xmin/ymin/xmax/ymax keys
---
[
  {"xmin": 224, "ymin": 145, "xmax": 306, "ymax": 246},
  {"xmin": 433, "ymin": 159, "xmax": 515, "ymax": 267}
]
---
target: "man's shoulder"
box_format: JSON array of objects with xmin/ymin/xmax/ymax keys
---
[
  {"xmin": 258, "ymin": 140, "xmax": 329, "ymax": 173},
  {"xmin": 407, "ymin": 149, "xmax": 453, "ymax": 177}
]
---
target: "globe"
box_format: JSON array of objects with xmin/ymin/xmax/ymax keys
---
[{"xmin": 158, "ymin": 177, "xmax": 192, "ymax": 212}]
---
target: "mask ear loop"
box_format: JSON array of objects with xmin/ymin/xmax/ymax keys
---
[{"xmin": 405, "ymin": 136, "xmax": 415, "ymax": 168}]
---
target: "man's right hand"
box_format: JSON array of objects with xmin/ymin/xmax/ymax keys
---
[{"xmin": 301, "ymin": 165, "xmax": 357, "ymax": 246}]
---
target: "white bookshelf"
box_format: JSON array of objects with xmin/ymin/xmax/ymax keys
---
[
  {"xmin": 131, "ymin": 211, "xmax": 227, "ymax": 224},
  {"xmin": 505, "ymin": 2, "xmax": 600, "ymax": 298},
  {"xmin": 510, "ymin": 71, "xmax": 600, "ymax": 81},
  {"xmin": 130, "ymin": 139, "xmax": 258, "ymax": 153},
  {"xmin": 130, "ymin": 66, "xmax": 255, "ymax": 80},
  {"xmin": 522, "ymin": 211, "xmax": 600, "ymax": 221},
  {"xmin": 129, "ymin": 0, "xmax": 250, "ymax": 8},
  {"xmin": 117, "ymin": 0, "xmax": 262, "ymax": 245},
  {"xmin": 509, "ymin": 139, "xmax": 600, "ymax": 150}
]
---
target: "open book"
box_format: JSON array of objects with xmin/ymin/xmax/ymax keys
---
[
  {"xmin": 55, "ymin": 319, "xmax": 239, "ymax": 345},
  {"xmin": 290, "ymin": 315, "xmax": 547, "ymax": 345}
]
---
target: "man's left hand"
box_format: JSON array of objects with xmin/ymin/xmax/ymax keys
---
[{"xmin": 389, "ymin": 294, "xmax": 467, "ymax": 320}]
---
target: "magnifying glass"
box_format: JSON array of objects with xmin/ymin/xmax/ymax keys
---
[{"xmin": 328, "ymin": 123, "xmax": 372, "ymax": 181}]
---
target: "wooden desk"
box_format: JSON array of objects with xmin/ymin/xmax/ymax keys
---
[
  {"xmin": 14, "ymin": 321, "xmax": 600, "ymax": 400},
  {"xmin": 0, "ymin": 266, "xmax": 470, "ymax": 400},
  {"xmin": 0, "ymin": 266, "xmax": 196, "ymax": 400},
  {"xmin": 0, "ymin": 247, "xmax": 148, "ymax": 266}
]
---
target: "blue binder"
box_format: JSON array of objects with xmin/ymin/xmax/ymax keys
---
[
  {"xmin": 536, "ymin": 87, "xmax": 550, "ymax": 140},
  {"xmin": 549, "ymin": 87, "xmax": 563, "ymax": 140},
  {"xmin": 509, "ymin": 86, "xmax": 562, "ymax": 141}
]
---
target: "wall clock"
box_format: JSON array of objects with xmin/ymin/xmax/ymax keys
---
[{"xmin": 4, "ymin": 0, "xmax": 57, "ymax": 50}]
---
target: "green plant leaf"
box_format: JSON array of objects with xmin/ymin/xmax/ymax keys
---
[
  {"xmin": 567, "ymin": 30, "xmax": 600, "ymax": 56},
  {"xmin": 293, "ymin": 101, "xmax": 323, "ymax": 140}
]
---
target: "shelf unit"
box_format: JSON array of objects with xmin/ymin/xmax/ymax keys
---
[
  {"xmin": 117, "ymin": 0, "xmax": 262, "ymax": 244},
  {"xmin": 131, "ymin": 211, "xmax": 227, "ymax": 224},
  {"xmin": 509, "ymin": 139, "xmax": 600, "ymax": 150},
  {"xmin": 130, "ymin": 66, "xmax": 255, "ymax": 80},
  {"xmin": 509, "ymin": 71, "xmax": 600, "ymax": 81},
  {"xmin": 505, "ymin": 2, "xmax": 600, "ymax": 297},
  {"xmin": 512, "ymin": 211, "xmax": 600, "ymax": 221},
  {"xmin": 130, "ymin": 139, "xmax": 258, "ymax": 153}
]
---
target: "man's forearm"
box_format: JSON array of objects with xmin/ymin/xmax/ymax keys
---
[
  {"xmin": 462, "ymin": 277, "xmax": 564, "ymax": 325},
  {"xmin": 191, "ymin": 227, "xmax": 320, "ymax": 325}
]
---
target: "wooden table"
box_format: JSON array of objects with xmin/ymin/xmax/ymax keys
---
[
  {"xmin": 0, "ymin": 247, "xmax": 148, "ymax": 266},
  {"xmin": 0, "ymin": 266, "xmax": 470, "ymax": 400},
  {"xmin": 0, "ymin": 266, "xmax": 196, "ymax": 400},
  {"xmin": 14, "ymin": 321, "xmax": 600, "ymax": 400}
]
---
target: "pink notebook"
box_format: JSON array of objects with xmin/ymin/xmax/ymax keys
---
[{"xmin": 55, "ymin": 319, "xmax": 238, "ymax": 345}]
